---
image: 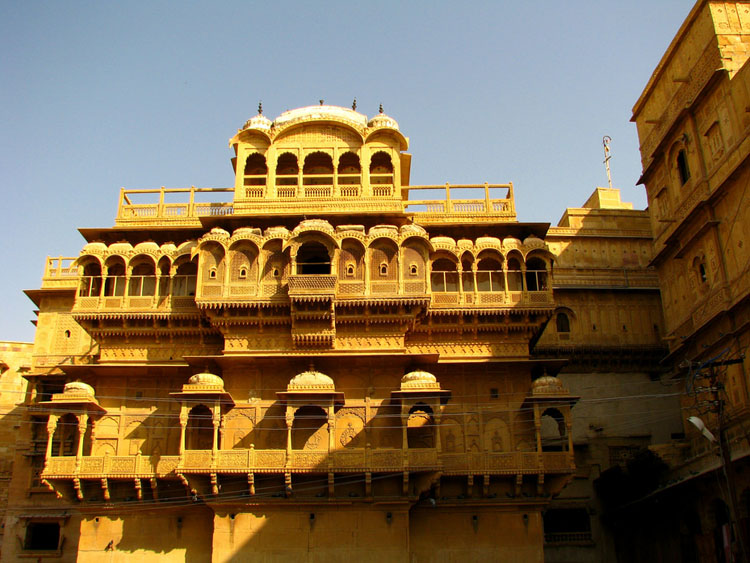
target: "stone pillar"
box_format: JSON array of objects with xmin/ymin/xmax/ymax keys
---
[
  {"xmin": 327, "ymin": 406, "xmax": 335, "ymax": 454},
  {"xmin": 212, "ymin": 404, "xmax": 221, "ymax": 455},
  {"xmin": 178, "ymin": 406, "xmax": 188, "ymax": 455},
  {"xmin": 76, "ymin": 414, "xmax": 88, "ymax": 459},
  {"xmin": 434, "ymin": 412, "xmax": 442, "ymax": 453},
  {"xmin": 533, "ymin": 404, "xmax": 542, "ymax": 453},
  {"xmin": 45, "ymin": 414, "xmax": 59, "ymax": 461},
  {"xmin": 285, "ymin": 408, "xmax": 294, "ymax": 459}
]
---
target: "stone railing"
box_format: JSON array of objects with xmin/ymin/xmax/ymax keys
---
[
  {"xmin": 288, "ymin": 275, "xmax": 337, "ymax": 296},
  {"xmin": 41, "ymin": 450, "xmax": 573, "ymax": 478},
  {"xmin": 40, "ymin": 257, "xmax": 79, "ymax": 289}
]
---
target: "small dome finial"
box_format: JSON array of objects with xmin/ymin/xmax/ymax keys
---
[
  {"xmin": 379, "ymin": 103, "xmax": 383, "ymax": 114},
  {"xmin": 319, "ymin": 99, "xmax": 324, "ymax": 106},
  {"xmin": 352, "ymin": 98, "xmax": 357, "ymax": 111},
  {"xmin": 258, "ymin": 101, "xmax": 263, "ymax": 115},
  {"xmin": 308, "ymin": 361, "xmax": 315, "ymax": 372}
]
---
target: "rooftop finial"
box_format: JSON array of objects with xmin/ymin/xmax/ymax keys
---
[
  {"xmin": 602, "ymin": 136, "xmax": 613, "ymax": 189},
  {"xmin": 258, "ymin": 101, "xmax": 263, "ymax": 115},
  {"xmin": 379, "ymin": 103, "xmax": 383, "ymax": 114},
  {"xmin": 319, "ymin": 99, "xmax": 324, "ymax": 106},
  {"xmin": 308, "ymin": 361, "xmax": 315, "ymax": 372},
  {"xmin": 352, "ymin": 98, "xmax": 357, "ymax": 111}
]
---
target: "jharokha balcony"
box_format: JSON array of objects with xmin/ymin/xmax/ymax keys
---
[{"xmin": 39, "ymin": 371, "xmax": 578, "ymax": 501}]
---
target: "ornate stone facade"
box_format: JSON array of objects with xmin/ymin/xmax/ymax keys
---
[{"xmin": 4, "ymin": 97, "xmax": 683, "ymax": 561}]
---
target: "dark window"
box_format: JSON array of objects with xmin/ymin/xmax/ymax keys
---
[
  {"xmin": 24, "ymin": 522, "xmax": 60, "ymax": 551},
  {"xmin": 490, "ymin": 388, "xmax": 499, "ymax": 399},
  {"xmin": 677, "ymin": 150, "xmax": 690, "ymax": 185},
  {"xmin": 556, "ymin": 313, "xmax": 570, "ymax": 333},
  {"xmin": 543, "ymin": 508, "xmax": 591, "ymax": 544}
]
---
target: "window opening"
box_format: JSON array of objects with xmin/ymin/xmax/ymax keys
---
[
  {"xmin": 556, "ymin": 313, "xmax": 570, "ymax": 333},
  {"xmin": 677, "ymin": 149, "xmax": 690, "ymax": 185},
  {"xmin": 380, "ymin": 263, "xmax": 388, "ymax": 276},
  {"xmin": 24, "ymin": 522, "xmax": 60, "ymax": 551},
  {"xmin": 297, "ymin": 242, "xmax": 331, "ymax": 275}
]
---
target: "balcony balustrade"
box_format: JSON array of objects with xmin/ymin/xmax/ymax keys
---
[
  {"xmin": 74, "ymin": 275, "xmax": 198, "ymax": 313},
  {"xmin": 41, "ymin": 450, "xmax": 572, "ymax": 478}
]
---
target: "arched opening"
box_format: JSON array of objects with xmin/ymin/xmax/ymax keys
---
[
  {"xmin": 230, "ymin": 243, "xmax": 259, "ymax": 285},
  {"xmin": 275, "ymin": 153, "xmax": 299, "ymax": 186},
  {"xmin": 291, "ymin": 406, "xmax": 328, "ymax": 450},
  {"xmin": 407, "ymin": 404, "xmax": 435, "ymax": 449},
  {"xmin": 79, "ymin": 260, "xmax": 102, "ymax": 297},
  {"xmin": 369, "ymin": 241, "xmax": 398, "ymax": 287},
  {"xmin": 506, "ymin": 257, "xmax": 524, "ymax": 292},
  {"xmin": 173, "ymin": 258, "xmax": 198, "ymax": 296},
  {"xmin": 556, "ymin": 312, "xmax": 571, "ymax": 333},
  {"xmin": 52, "ymin": 413, "xmax": 78, "ymax": 456},
  {"xmin": 296, "ymin": 241, "xmax": 331, "ymax": 275},
  {"xmin": 201, "ymin": 243, "xmax": 225, "ymax": 287},
  {"xmin": 339, "ymin": 241, "xmax": 364, "ymax": 282},
  {"xmin": 526, "ymin": 257, "xmax": 548, "ymax": 291},
  {"xmin": 476, "ymin": 257, "xmax": 504, "ymax": 292},
  {"xmin": 431, "ymin": 258, "xmax": 459, "ymax": 292},
  {"xmin": 128, "ymin": 260, "xmax": 156, "ymax": 296},
  {"xmin": 540, "ymin": 408, "xmax": 566, "ymax": 452},
  {"xmin": 338, "ymin": 152, "xmax": 361, "ymax": 185},
  {"xmin": 243, "ymin": 153, "xmax": 267, "ymax": 186},
  {"xmin": 677, "ymin": 149, "xmax": 690, "ymax": 185},
  {"xmin": 303, "ymin": 152, "xmax": 334, "ymax": 185},
  {"xmin": 186, "ymin": 405, "xmax": 214, "ymax": 451},
  {"xmin": 370, "ymin": 151, "xmax": 393, "ymax": 185},
  {"xmin": 104, "ymin": 258, "xmax": 127, "ymax": 296}
]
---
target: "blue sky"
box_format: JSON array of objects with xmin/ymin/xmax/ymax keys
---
[{"xmin": 1, "ymin": 0, "xmax": 692, "ymax": 341}]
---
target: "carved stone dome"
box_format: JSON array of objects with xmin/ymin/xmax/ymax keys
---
[
  {"xmin": 188, "ymin": 372, "xmax": 225, "ymax": 387},
  {"xmin": 63, "ymin": 381, "xmax": 96, "ymax": 397},
  {"xmin": 264, "ymin": 226, "xmax": 291, "ymax": 238},
  {"xmin": 133, "ymin": 241, "xmax": 160, "ymax": 254},
  {"xmin": 476, "ymin": 236, "xmax": 501, "ymax": 249},
  {"xmin": 243, "ymin": 112, "xmax": 272, "ymax": 132},
  {"xmin": 502, "ymin": 236, "xmax": 522, "ymax": 249},
  {"xmin": 430, "ymin": 236, "xmax": 456, "ymax": 248},
  {"xmin": 81, "ymin": 242, "xmax": 108, "ymax": 255},
  {"xmin": 288, "ymin": 368, "xmax": 335, "ymax": 391},
  {"xmin": 523, "ymin": 234, "xmax": 545, "ymax": 249},
  {"xmin": 400, "ymin": 370, "xmax": 439, "ymax": 390},
  {"xmin": 532, "ymin": 375, "xmax": 567, "ymax": 396},
  {"xmin": 232, "ymin": 227, "xmax": 262, "ymax": 238},
  {"xmin": 368, "ymin": 108, "xmax": 400, "ymax": 130},
  {"xmin": 108, "ymin": 241, "xmax": 134, "ymax": 255}
]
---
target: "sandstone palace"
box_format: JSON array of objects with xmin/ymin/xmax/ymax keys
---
[{"xmin": 2, "ymin": 1, "xmax": 749, "ymax": 561}]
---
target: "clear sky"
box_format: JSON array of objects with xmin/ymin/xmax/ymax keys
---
[{"xmin": 1, "ymin": 0, "xmax": 693, "ymax": 342}]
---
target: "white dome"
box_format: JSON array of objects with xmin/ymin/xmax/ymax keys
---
[
  {"xmin": 288, "ymin": 368, "xmax": 335, "ymax": 390},
  {"xmin": 188, "ymin": 372, "xmax": 225, "ymax": 387}
]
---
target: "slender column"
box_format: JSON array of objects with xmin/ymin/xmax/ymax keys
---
[
  {"xmin": 328, "ymin": 406, "xmax": 335, "ymax": 454},
  {"xmin": 457, "ymin": 264, "xmax": 464, "ymax": 304},
  {"xmin": 212, "ymin": 404, "xmax": 221, "ymax": 456},
  {"xmin": 401, "ymin": 405, "xmax": 409, "ymax": 450},
  {"xmin": 285, "ymin": 408, "xmax": 294, "ymax": 460},
  {"xmin": 178, "ymin": 406, "xmax": 188, "ymax": 455},
  {"xmin": 533, "ymin": 404, "xmax": 542, "ymax": 453},
  {"xmin": 397, "ymin": 249, "xmax": 403, "ymax": 294},
  {"xmin": 76, "ymin": 414, "xmax": 88, "ymax": 460},
  {"xmin": 502, "ymin": 263, "xmax": 509, "ymax": 296},
  {"xmin": 45, "ymin": 415, "xmax": 59, "ymax": 462}
]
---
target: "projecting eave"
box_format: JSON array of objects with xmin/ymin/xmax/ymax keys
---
[
  {"xmin": 79, "ymin": 227, "xmax": 207, "ymax": 245},
  {"xmin": 409, "ymin": 221, "xmax": 550, "ymax": 241},
  {"xmin": 185, "ymin": 353, "xmax": 440, "ymax": 371},
  {"xmin": 24, "ymin": 288, "xmax": 74, "ymax": 307}
]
